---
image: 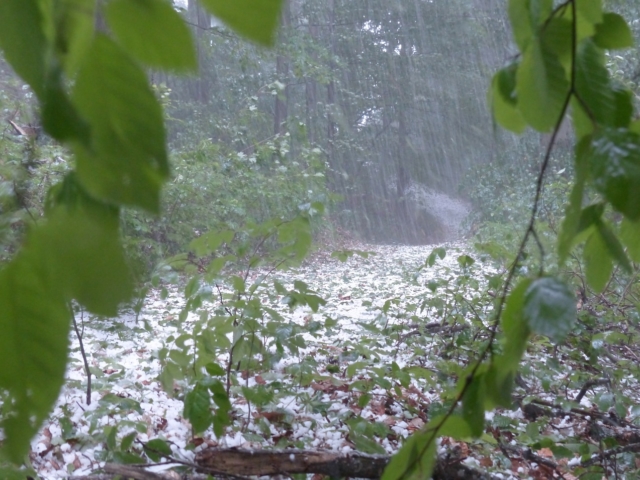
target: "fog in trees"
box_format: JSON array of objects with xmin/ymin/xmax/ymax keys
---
[{"xmin": 160, "ymin": 0, "xmax": 535, "ymax": 245}]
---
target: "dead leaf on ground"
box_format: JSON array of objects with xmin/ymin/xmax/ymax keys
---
[
  {"xmin": 369, "ymin": 401, "xmax": 386, "ymax": 416},
  {"xmin": 537, "ymin": 447, "xmax": 554, "ymax": 458},
  {"xmin": 259, "ymin": 411, "xmax": 286, "ymax": 423},
  {"xmin": 191, "ymin": 437, "xmax": 205, "ymax": 447},
  {"xmin": 311, "ymin": 380, "xmax": 347, "ymax": 394},
  {"xmin": 383, "ymin": 416, "xmax": 398, "ymax": 426},
  {"xmin": 510, "ymin": 458, "xmax": 525, "ymax": 473},
  {"xmin": 408, "ymin": 417, "xmax": 425, "ymax": 431}
]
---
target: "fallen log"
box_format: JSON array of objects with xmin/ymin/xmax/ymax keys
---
[
  {"xmin": 195, "ymin": 448, "xmax": 388, "ymax": 478},
  {"xmin": 67, "ymin": 448, "xmax": 498, "ymax": 479},
  {"xmin": 195, "ymin": 447, "xmax": 497, "ymax": 479}
]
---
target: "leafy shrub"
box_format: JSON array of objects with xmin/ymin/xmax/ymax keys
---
[
  {"xmin": 460, "ymin": 143, "xmax": 573, "ymax": 266},
  {"xmin": 121, "ymin": 138, "xmax": 329, "ymax": 275}
]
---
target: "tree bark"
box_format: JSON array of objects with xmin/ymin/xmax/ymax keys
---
[
  {"xmin": 187, "ymin": 0, "xmax": 211, "ymax": 104},
  {"xmin": 273, "ymin": 3, "xmax": 291, "ymax": 137},
  {"xmin": 326, "ymin": 0, "xmax": 337, "ymax": 156},
  {"xmin": 305, "ymin": 23, "xmax": 319, "ymax": 144},
  {"xmin": 66, "ymin": 448, "xmax": 499, "ymax": 480},
  {"xmin": 195, "ymin": 448, "xmax": 389, "ymax": 478}
]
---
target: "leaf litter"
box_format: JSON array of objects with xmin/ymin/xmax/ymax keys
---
[{"xmin": 23, "ymin": 241, "xmax": 640, "ymax": 479}]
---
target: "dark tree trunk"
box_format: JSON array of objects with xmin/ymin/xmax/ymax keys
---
[
  {"xmin": 326, "ymin": 0, "xmax": 337, "ymax": 157},
  {"xmin": 187, "ymin": 0, "xmax": 211, "ymax": 104},
  {"xmin": 274, "ymin": 3, "xmax": 291, "ymax": 137},
  {"xmin": 305, "ymin": 26, "xmax": 319, "ymax": 144}
]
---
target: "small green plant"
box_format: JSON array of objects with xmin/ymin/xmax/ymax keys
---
[{"xmin": 157, "ymin": 204, "xmax": 328, "ymax": 439}]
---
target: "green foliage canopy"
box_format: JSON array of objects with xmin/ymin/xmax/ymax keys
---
[
  {"xmin": 387, "ymin": 1, "xmax": 639, "ymax": 478},
  {"xmin": 0, "ymin": 0, "xmax": 283, "ymax": 464},
  {"xmin": 0, "ymin": 0, "xmax": 638, "ymax": 477}
]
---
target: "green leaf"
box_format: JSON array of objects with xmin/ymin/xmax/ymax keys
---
[
  {"xmin": 144, "ymin": 438, "xmax": 173, "ymax": 462},
  {"xmin": 45, "ymin": 174, "xmax": 132, "ymax": 313},
  {"xmin": 205, "ymin": 362, "xmax": 226, "ymax": 377},
  {"xmin": 185, "ymin": 276, "xmax": 200, "ymax": 298},
  {"xmin": 183, "ymin": 383, "xmax": 213, "ymax": 434},
  {"xmin": 502, "ymin": 279, "xmax": 533, "ymax": 362},
  {"xmin": 484, "ymin": 363, "xmax": 514, "ymax": 409},
  {"xmin": 199, "ymin": 0, "xmax": 283, "ymax": 46},
  {"xmin": 620, "ymin": 218, "xmax": 640, "ymax": 263},
  {"xmin": 576, "ymin": 203, "xmax": 605, "ymax": 235},
  {"xmin": 435, "ymin": 414, "xmax": 473, "ymax": 439},
  {"xmin": 106, "ymin": 425, "xmax": 118, "ymax": 451},
  {"xmin": 120, "ymin": 432, "xmax": 137, "ymax": 451},
  {"xmin": 490, "ymin": 64, "xmax": 526, "ymax": 133},
  {"xmin": 542, "ymin": 17, "xmax": 572, "ymax": 69},
  {"xmin": 72, "ymin": 35, "xmax": 169, "ymax": 213},
  {"xmin": 462, "ymin": 374, "xmax": 486, "ymax": 437},
  {"xmin": 574, "ymin": 42, "xmax": 632, "ymax": 130},
  {"xmin": 558, "ymin": 139, "xmax": 589, "ymax": 263},
  {"xmin": 523, "ymin": 277, "xmax": 576, "ymax": 343},
  {"xmin": 241, "ymin": 385, "xmax": 275, "ymax": 407},
  {"xmin": 382, "ymin": 429, "xmax": 436, "ymax": 480},
  {"xmin": 594, "ymin": 13, "xmax": 634, "ymax": 50},
  {"xmin": 99, "ymin": 393, "xmax": 143, "ymax": 414},
  {"xmin": 575, "ymin": 39, "xmax": 614, "ymax": 126},
  {"xmin": 457, "ymin": 255, "xmax": 475, "ymax": 268},
  {"xmin": 350, "ymin": 430, "xmax": 386, "ymax": 455},
  {"xmin": 610, "ymin": 84, "xmax": 634, "ymax": 128},
  {"xmin": 588, "ymin": 128, "xmax": 640, "ymax": 220},
  {"xmin": 529, "ymin": 0, "xmax": 553, "ymax": 24},
  {"xmin": 53, "ymin": 0, "xmax": 96, "ymax": 76},
  {"xmin": 190, "ymin": 230, "xmax": 234, "ymax": 256},
  {"xmin": 0, "ymin": 0, "xmax": 48, "ymax": 96},
  {"xmin": 0, "ymin": 250, "xmax": 71, "ymax": 462},
  {"xmin": 231, "ymin": 275, "xmax": 245, "ymax": 293},
  {"xmin": 206, "ymin": 255, "xmax": 235, "ymax": 277},
  {"xmin": 0, "ymin": 466, "xmax": 38, "ymax": 480},
  {"xmin": 508, "ymin": 0, "xmax": 533, "ymax": 51},
  {"xmin": 106, "ymin": 0, "xmax": 197, "ymax": 71},
  {"xmin": 584, "ymin": 230, "xmax": 613, "ymax": 293},
  {"xmin": 517, "ymin": 39, "xmax": 569, "ymax": 132},
  {"xmin": 489, "ymin": 279, "xmax": 531, "ymax": 408},
  {"xmin": 508, "ymin": 0, "xmax": 552, "ymax": 51},
  {"xmin": 595, "ymin": 220, "xmax": 632, "ymax": 273},
  {"xmin": 571, "ymin": 98, "xmax": 594, "ymax": 140},
  {"xmin": 41, "ymin": 73, "xmax": 90, "ymax": 143},
  {"xmin": 38, "ymin": 207, "xmax": 133, "ymax": 315},
  {"xmin": 112, "ymin": 451, "xmax": 146, "ymax": 464},
  {"xmin": 208, "ymin": 380, "xmax": 232, "ymax": 437},
  {"xmin": 576, "ymin": 0, "xmax": 602, "ymax": 25}
]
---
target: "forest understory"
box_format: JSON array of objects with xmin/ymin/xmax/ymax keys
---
[{"xmin": 27, "ymin": 240, "xmax": 640, "ymax": 480}]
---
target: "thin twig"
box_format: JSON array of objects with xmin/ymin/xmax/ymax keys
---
[
  {"xmin": 71, "ymin": 303, "xmax": 92, "ymax": 405},
  {"xmin": 582, "ymin": 442, "xmax": 640, "ymax": 468},
  {"xmin": 574, "ymin": 378, "xmax": 611, "ymax": 403}
]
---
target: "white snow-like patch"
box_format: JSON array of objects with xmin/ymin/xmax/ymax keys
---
[{"xmin": 22, "ymin": 239, "xmax": 640, "ymax": 478}]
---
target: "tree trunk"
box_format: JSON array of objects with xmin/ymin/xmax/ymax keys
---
[
  {"xmin": 305, "ymin": 25, "xmax": 319, "ymax": 144},
  {"xmin": 196, "ymin": 448, "xmax": 388, "ymax": 478},
  {"xmin": 326, "ymin": 0, "xmax": 337, "ymax": 157},
  {"xmin": 187, "ymin": 0, "xmax": 211, "ymax": 104},
  {"xmin": 274, "ymin": 3, "xmax": 291, "ymax": 137}
]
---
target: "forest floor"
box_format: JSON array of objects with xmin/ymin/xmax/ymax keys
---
[{"xmin": 28, "ymin": 241, "xmax": 640, "ymax": 479}]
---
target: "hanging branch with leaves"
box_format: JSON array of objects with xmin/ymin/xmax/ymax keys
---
[{"xmin": 382, "ymin": 1, "xmax": 637, "ymax": 478}]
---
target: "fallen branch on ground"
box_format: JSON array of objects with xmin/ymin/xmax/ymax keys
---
[{"xmin": 67, "ymin": 448, "xmax": 499, "ymax": 479}]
